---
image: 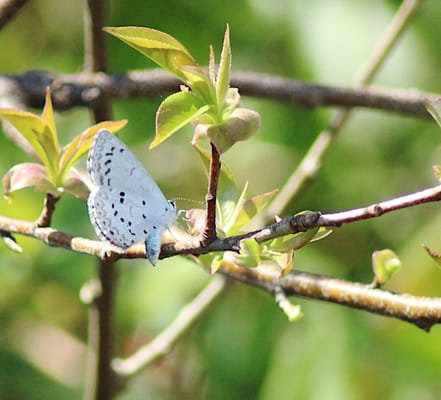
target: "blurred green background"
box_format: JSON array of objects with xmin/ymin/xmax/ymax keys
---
[{"xmin": 1, "ymin": 0, "xmax": 441, "ymax": 399}]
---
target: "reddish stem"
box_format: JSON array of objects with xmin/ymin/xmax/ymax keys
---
[{"xmin": 202, "ymin": 143, "xmax": 221, "ymax": 245}]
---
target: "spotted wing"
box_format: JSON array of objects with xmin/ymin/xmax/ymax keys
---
[{"xmin": 87, "ymin": 130, "xmax": 177, "ymax": 256}]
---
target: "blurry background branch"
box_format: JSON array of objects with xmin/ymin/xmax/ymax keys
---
[
  {"xmin": 0, "ymin": 70, "xmax": 435, "ymax": 119},
  {"xmin": 0, "ymin": 0, "xmax": 29, "ymax": 28},
  {"xmin": 82, "ymin": 1, "xmax": 118, "ymax": 399}
]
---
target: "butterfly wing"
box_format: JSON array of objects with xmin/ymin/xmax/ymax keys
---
[{"xmin": 87, "ymin": 130, "xmax": 177, "ymax": 264}]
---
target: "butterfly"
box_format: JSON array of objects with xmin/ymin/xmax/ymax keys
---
[{"xmin": 87, "ymin": 129, "xmax": 177, "ymax": 265}]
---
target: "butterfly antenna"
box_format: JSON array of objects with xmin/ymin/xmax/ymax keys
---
[{"xmin": 172, "ymin": 197, "xmax": 205, "ymax": 206}]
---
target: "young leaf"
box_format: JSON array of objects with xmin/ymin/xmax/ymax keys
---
[
  {"xmin": 426, "ymin": 97, "xmax": 441, "ymax": 128},
  {"xmin": 3, "ymin": 163, "xmax": 54, "ymax": 197},
  {"xmin": 206, "ymin": 108, "xmax": 261, "ymax": 154},
  {"xmin": 210, "ymin": 255, "xmax": 223, "ymax": 274},
  {"xmin": 216, "ymin": 25, "xmax": 231, "ymax": 109},
  {"xmin": 221, "ymin": 182, "xmax": 248, "ymax": 234},
  {"xmin": 62, "ymin": 168, "xmax": 89, "ymax": 200},
  {"xmin": 180, "ymin": 65, "xmax": 216, "ymax": 105},
  {"xmin": 0, "ymin": 109, "xmax": 58, "ymax": 180},
  {"xmin": 104, "ymin": 26, "xmax": 198, "ymax": 82},
  {"xmin": 270, "ymin": 228, "xmax": 320, "ymax": 253},
  {"xmin": 41, "ymin": 88, "xmax": 59, "ymax": 150},
  {"xmin": 372, "ymin": 249, "xmax": 402, "ymax": 286},
  {"xmin": 59, "ymin": 119, "xmax": 127, "ymax": 179},
  {"xmin": 224, "ymin": 238, "xmax": 262, "ymax": 268},
  {"xmin": 151, "ymin": 91, "xmax": 209, "ymax": 149},
  {"xmin": 228, "ymin": 189, "xmax": 279, "ymax": 234}
]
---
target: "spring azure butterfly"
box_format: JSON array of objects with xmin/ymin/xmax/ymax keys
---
[{"xmin": 87, "ymin": 129, "xmax": 177, "ymax": 265}]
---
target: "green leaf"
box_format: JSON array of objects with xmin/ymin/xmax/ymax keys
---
[
  {"xmin": 151, "ymin": 91, "xmax": 209, "ymax": 149},
  {"xmin": 426, "ymin": 97, "xmax": 441, "ymax": 128},
  {"xmin": 221, "ymin": 182, "xmax": 248, "ymax": 234},
  {"xmin": 2, "ymin": 163, "xmax": 54, "ymax": 197},
  {"xmin": 225, "ymin": 238, "xmax": 262, "ymax": 268},
  {"xmin": 104, "ymin": 26, "xmax": 198, "ymax": 83},
  {"xmin": 210, "ymin": 255, "xmax": 223, "ymax": 274},
  {"xmin": 270, "ymin": 227, "xmax": 319, "ymax": 253},
  {"xmin": 216, "ymin": 25, "xmax": 231, "ymax": 109},
  {"xmin": 372, "ymin": 249, "xmax": 402, "ymax": 286},
  {"xmin": 59, "ymin": 120, "xmax": 127, "ymax": 179},
  {"xmin": 41, "ymin": 88, "xmax": 59, "ymax": 150},
  {"xmin": 206, "ymin": 108, "xmax": 261, "ymax": 154},
  {"xmin": 208, "ymin": 45, "xmax": 216, "ymax": 84},
  {"xmin": 62, "ymin": 168, "xmax": 89, "ymax": 200},
  {"xmin": 0, "ymin": 109, "xmax": 59, "ymax": 181},
  {"xmin": 229, "ymin": 189, "xmax": 279, "ymax": 234},
  {"xmin": 180, "ymin": 65, "xmax": 216, "ymax": 105}
]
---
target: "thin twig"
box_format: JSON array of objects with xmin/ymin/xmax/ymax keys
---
[
  {"xmin": 1, "ymin": 183, "xmax": 440, "ymax": 259},
  {"xmin": 112, "ymin": 275, "xmax": 227, "ymax": 377},
  {"xmin": 264, "ymin": 0, "xmax": 424, "ymax": 219},
  {"xmin": 1, "ymin": 184, "xmax": 441, "ymax": 328},
  {"xmin": 201, "ymin": 143, "xmax": 221, "ymax": 245},
  {"xmin": 0, "ymin": 0, "xmax": 29, "ymax": 28}
]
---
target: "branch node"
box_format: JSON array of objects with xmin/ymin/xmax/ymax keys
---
[{"xmin": 289, "ymin": 211, "xmax": 322, "ymax": 232}]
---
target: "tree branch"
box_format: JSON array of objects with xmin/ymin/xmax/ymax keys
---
[
  {"xmin": 0, "ymin": 0, "xmax": 29, "ymax": 28},
  {"xmin": 1, "ymin": 184, "xmax": 441, "ymax": 329},
  {"xmin": 0, "ymin": 70, "xmax": 435, "ymax": 119},
  {"xmin": 220, "ymin": 264, "xmax": 441, "ymax": 332},
  {"xmin": 82, "ymin": 1, "xmax": 117, "ymax": 399}
]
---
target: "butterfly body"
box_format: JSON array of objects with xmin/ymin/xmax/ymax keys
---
[{"xmin": 87, "ymin": 130, "xmax": 177, "ymax": 265}]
